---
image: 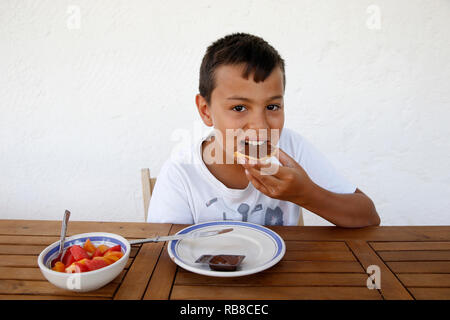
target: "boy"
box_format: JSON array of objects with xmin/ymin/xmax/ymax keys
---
[{"xmin": 148, "ymin": 33, "xmax": 380, "ymax": 228}]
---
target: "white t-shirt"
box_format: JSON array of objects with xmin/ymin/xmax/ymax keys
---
[{"xmin": 147, "ymin": 128, "xmax": 356, "ymax": 226}]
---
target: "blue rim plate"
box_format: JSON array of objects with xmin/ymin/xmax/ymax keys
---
[{"xmin": 167, "ymin": 221, "xmax": 286, "ymax": 277}]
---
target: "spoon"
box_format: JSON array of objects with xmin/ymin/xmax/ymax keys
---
[{"xmin": 50, "ymin": 210, "xmax": 71, "ymax": 267}]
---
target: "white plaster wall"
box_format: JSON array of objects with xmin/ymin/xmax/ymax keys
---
[{"xmin": 1, "ymin": 0, "xmax": 449, "ymax": 225}]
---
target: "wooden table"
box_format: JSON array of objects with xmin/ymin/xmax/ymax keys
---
[{"xmin": 1, "ymin": 220, "xmax": 449, "ymax": 300}]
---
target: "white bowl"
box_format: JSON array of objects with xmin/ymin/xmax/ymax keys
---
[{"xmin": 37, "ymin": 232, "xmax": 131, "ymax": 292}]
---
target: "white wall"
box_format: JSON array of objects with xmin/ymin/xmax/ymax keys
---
[{"xmin": 1, "ymin": 0, "xmax": 449, "ymax": 225}]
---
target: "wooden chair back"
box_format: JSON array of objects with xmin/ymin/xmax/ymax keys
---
[{"xmin": 141, "ymin": 168, "xmax": 156, "ymax": 222}]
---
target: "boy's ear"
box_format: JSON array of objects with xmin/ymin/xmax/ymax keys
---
[{"xmin": 195, "ymin": 94, "xmax": 213, "ymax": 127}]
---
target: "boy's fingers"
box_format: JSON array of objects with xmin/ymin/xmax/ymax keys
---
[
  {"xmin": 245, "ymin": 169, "xmax": 271, "ymax": 195},
  {"xmin": 278, "ymin": 148, "xmax": 299, "ymax": 168},
  {"xmin": 244, "ymin": 160, "xmax": 289, "ymax": 180},
  {"xmin": 241, "ymin": 148, "xmax": 300, "ymax": 174},
  {"xmin": 245, "ymin": 165, "xmax": 280, "ymax": 189},
  {"xmin": 244, "ymin": 159, "xmax": 278, "ymax": 172}
]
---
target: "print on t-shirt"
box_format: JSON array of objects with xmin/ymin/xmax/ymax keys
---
[
  {"xmin": 205, "ymin": 197, "xmax": 284, "ymax": 226},
  {"xmin": 265, "ymin": 206, "xmax": 284, "ymax": 225}
]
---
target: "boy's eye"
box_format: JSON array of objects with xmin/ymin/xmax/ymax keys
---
[
  {"xmin": 267, "ymin": 104, "xmax": 281, "ymax": 111},
  {"xmin": 232, "ymin": 105, "xmax": 246, "ymax": 112}
]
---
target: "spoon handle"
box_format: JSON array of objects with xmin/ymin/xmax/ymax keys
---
[{"xmin": 59, "ymin": 210, "xmax": 71, "ymax": 254}]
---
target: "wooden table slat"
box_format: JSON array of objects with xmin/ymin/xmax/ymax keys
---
[
  {"xmin": 0, "ymin": 220, "xmax": 172, "ymax": 238},
  {"xmin": 0, "ymin": 255, "xmax": 40, "ymax": 268},
  {"xmin": 175, "ymin": 272, "xmax": 370, "ymax": 287},
  {"xmin": 0, "ymin": 267, "xmax": 47, "ymax": 280},
  {"xmin": 408, "ymin": 288, "xmax": 450, "ymax": 300},
  {"xmin": 0, "ymin": 279, "xmax": 117, "ymax": 298},
  {"xmin": 285, "ymin": 241, "xmax": 349, "ymax": 251},
  {"xmin": 0, "ymin": 245, "xmax": 47, "ymax": 255},
  {"xmin": 0, "ymin": 235, "xmax": 60, "ymax": 245},
  {"xmin": 387, "ymin": 261, "xmax": 450, "ymax": 273},
  {"xmin": 370, "ymin": 241, "xmax": 450, "ymax": 251},
  {"xmin": 264, "ymin": 261, "xmax": 364, "ymax": 273},
  {"xmin": 271, "ymin": 226, "xmax": 450, "ymax": 242},
  {"xmin": 283, "ymin": 250, "xmax": 356, "ymax": 261},
  {"xmin": 397, "ymin": 274, "xmax": 450, "ymax": 287},
  {"xmin": 170, "ymin": 285, "xmax": 382, "ymax": 300},
  {"xmin": 378, "ymin": 250, "xmax": 450, "ymax": 261}
]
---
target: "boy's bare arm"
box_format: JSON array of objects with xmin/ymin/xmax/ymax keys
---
[
  {"xmin": 298, "ymin": 186, "xmax": 380, "ymax": 228},
  {"xmin": 242, "ymin": 149, "xmax": 381, "ymax": 228}
]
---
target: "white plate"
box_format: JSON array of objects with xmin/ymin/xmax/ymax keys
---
[{"xmin": 167, "ymin": 221, "xmax": 285, "ymax": 277}]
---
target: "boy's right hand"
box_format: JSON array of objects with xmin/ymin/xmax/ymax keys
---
[{"xmin": 242, "ymin": 147, "xmax": 316, "ymax": 206}]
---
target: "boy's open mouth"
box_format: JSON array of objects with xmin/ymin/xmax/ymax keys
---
[{"xmin": 235, "ymin": 139, "xmax": 274, "ymax": 160}]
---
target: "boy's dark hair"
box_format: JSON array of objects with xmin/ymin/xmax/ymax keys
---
[{"xmin": 199, "ymin": 32, "xmax": 286, "ymax": 105}]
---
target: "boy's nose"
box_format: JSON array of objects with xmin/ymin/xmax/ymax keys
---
[{"xmin": 247, "ymin": 112, "xmax": 270, "ymax": 131}]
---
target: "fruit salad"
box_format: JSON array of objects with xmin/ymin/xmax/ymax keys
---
[{"xmin": 50, "ymin": 239, "xmax": 124, "ymax": 273}]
